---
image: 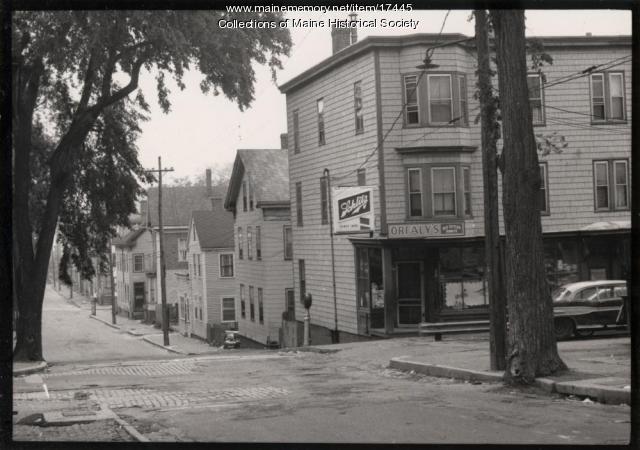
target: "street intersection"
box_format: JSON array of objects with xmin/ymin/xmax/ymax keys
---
[{"xmin": 12, "ymin": 286, "xmax": 631, "ymax": 444}]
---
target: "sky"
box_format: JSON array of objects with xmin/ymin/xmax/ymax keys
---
[{"xmin": 134, "ymin": 9, "xmax": 631, "ymax": 185}]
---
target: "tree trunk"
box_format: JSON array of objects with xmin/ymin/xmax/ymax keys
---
[
  {"xmin": 490, "ymin": 10, "xmax": 567, "ymax": 383},
  {"xmin": 475, "ymin": 9, "xmax": 507, "ymax": 371},
  {"xmin": 13, "ymin": 59, "xmax": 100, "ymax": 361}
]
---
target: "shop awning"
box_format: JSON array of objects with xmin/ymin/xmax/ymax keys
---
[{"xmin": 580, "ymin": 220, "xmax": 631, "ymax": 231}]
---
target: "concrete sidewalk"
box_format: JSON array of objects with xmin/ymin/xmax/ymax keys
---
[
  {"xmin": 90, "ymin": 301, "xmax": 220, "ymax": 356},
  {"xmin": 388, "ymin": 334, "xmax": 630, "ymax": 405}
]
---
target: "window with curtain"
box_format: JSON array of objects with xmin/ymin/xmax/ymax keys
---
[
  {"xmin": 404, "ymin": 75, "xmax": 419, "ymax": 125},
  {"xmin": 428, "ymin": 75, "xmax": 453, "ymax": 124},
  {"xmin": 408, "ymin": 168, "xmax": 422, "ymax": 217},
  {"xmin": 527, "ymin": 74, "xmax": 544, "ymax": 124},
  {"xmin": 432, "ymin": 167, "xmax": 456, "ymax": 216}
]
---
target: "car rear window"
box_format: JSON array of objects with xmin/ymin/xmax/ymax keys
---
[{"xmin": 613, "ymin": 285, "xmax": 627, "ymax": 297}]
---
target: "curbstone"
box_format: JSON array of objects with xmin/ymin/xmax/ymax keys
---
[
  {"xmin": 89, "ymin": 314, "xmax": 121, "ymax": 330},
  {"xmin": 555, "ymin": 379, "xmax": 630, "ymax": 406},
  {"xmin": 389, "ymin": 357, "xmax": 503, "ymax": 383},
  {"xmin": 13, "ymin": 361, "xmax": 48, "ymax": 377},
  {"xmin": 141, "ymin": 335, "xmax": 186, "ymax": 355},
  {"xmin": 390, "ymin": 357, "xmax": 630, "ymax": 406}
]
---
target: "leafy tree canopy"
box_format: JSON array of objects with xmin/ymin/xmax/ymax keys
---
[{"xmin": 13, "ymin": 10, "xmax": 291, "ymax": 281}]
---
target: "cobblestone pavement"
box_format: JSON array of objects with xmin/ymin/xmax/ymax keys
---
[
  {"xmin": 13, "ymin": 419, "xmax": 134, "ymax": 442},
  {"xmin": 44, "ymin": 358, "xmax": 199, "ymax": 378}
]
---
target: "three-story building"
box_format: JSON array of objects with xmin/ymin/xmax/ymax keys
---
[{"xmin": 279, "ymin": 29, "xmax": 631, "ymax": 342}]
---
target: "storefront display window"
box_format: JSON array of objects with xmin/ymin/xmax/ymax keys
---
[
  {"xmin": 439, "ymin": 246, "xmax": 487, "ymax": 311},
  {"xmin": 544, "ymin": 239, "xmax": 580, "ymax": 290},
  {"xmin": 356, "ymin": 247, "xmax": 384, "ymax": 329}
]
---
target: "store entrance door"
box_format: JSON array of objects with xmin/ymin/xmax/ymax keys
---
[{"xmin": 396, "ymin": 262, "xmax": 423, "ymax": 326}]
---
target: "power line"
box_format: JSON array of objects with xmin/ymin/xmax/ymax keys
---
[
  {"xmin": 330, "ymin": 10, "xmax": 452, "ymax": 183},
  {"xmin": 543, "ymin": 56, "xmax": 631, "ymax": 89}
]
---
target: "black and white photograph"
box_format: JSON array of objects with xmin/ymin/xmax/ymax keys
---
[{"xmin": 5, "ymin": 1, "xmax": 636, "ymax": 446}]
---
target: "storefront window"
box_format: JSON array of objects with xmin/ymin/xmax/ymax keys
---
[
  {"xmin": 439, "ymin": 246, "xmax": 487, "ymax": 311},
  {"xmin": 544, "ymin": 239, "xmax": 580, "ymax": 290},
  {"xmin": 356, "ymin": 247, "xmax": 383, "ymax": 309}
]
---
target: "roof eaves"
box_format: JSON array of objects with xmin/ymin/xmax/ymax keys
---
[
  {"xmin": 224, "ymin": 154, "xmax": 245, "ymax": 211},
  {"xmin": 279, "ymin": 33, "xmax": 471, "ymax": 94}
]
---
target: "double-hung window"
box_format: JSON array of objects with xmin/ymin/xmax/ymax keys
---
[
  {"xmin": 221, "ymin": 298, "xmax": 236, "ymax": 322},
  {"xmin": 258, "ymin": 288, "xmax": 264, "ymax": 324},
  {"xmin": 240, "ymin": 284, "xmax": 245, "ymax": 319},
  {"xmin": 299, "ymin": 260, "xmax": 306, "ymax": 304},
  {"xmin": 404, "ymin": 75, "xmax": 420, "ymax": 125},
  {"xmin": 242, "ymin": 181, "xmax": 248, "ymax": 212},
  {"xmin": 237, "ymin": 227, "xmax": 243, "ymax": 259},
  {"xmin": 357, "ymin": 168, "xmax": 366, "ymax": 186},
  {"xmin": 457, "ymin": 75, "xmax": 468, "ymax": 126},
  {"xmin": 219, "ymin": 253, "xmax": 234, "ymax": 278},
  {"xmin": 256, "ymin": 226, "xmax": 261, "ymax": 260},
  {"xmin": 462, "ymin": 167, "xmax": 472, "ymax": 216},
  {"xmin": 317, "ymin": 99, "xmax": 325, "ymax": 145},
  {"xmin": 249, "ymin": 286, "xmax": 255, "ymax": 321},
  {"xmin": 296, "ymin": 182, "xmax": 303, "ymax": 226},
  {"xmin": 594, "ymin": 160, "xmax": 629, "ymax": 211},
  {"xmin": 408, "ymin": 168, "xmax": 423, "ymax": 217},
  {"xmin": 293, "ymin": 109, "xmax": 300, "ymax": 154},
  {"xmin": 527, "ymin": 74, "xmax": 544, "ymax": 125},
  {"xmin": 432, "ymin": 167, "xmax": 456, "ymax": 216},
  {"xmin": 539, "ymin": 163, "xmax": 549, "ymax": 214},
  {"xmin": 177, "ymin": 238, "xmax": 187, "ymax": 262},
  {"xmin": 283, "ymin": 225, "xmax": 293, "ymax": 260},
  {"xmin": 286, "ymin": 288, "xmax": 295, "ymax": 320},
  {"xmin": 320, "ymin": 176, "xmax": 328, "ymax": 225},
  {"xmin": 428, "ymin": 74, "xmax": 453, "ymax": 124},
  {"xmin": 591, "ymin": 72, "xmax": 626, "ymax": 122},
  {"xmin": 133, "ymin": 254, "xmax": 144, "ymax": 272},
  {"xmin": 354, "ymin": 81, "xmax": 364, "ymax": 133},
  {"xmin": 247, "ymin": 226, "xmax": 253, "ymax": 260}
]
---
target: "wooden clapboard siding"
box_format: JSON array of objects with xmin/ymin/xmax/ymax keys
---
[
  {"xmin": 284, "ymin": 35, "xmax": 630, "ymax": 337},
  {"xmin": 287, "ymin": 51, "xmax": 377, "ymax": 335},
  {"xmin": 187, "ymin": 220, "xmax": 206, "ymax": 339},
  {"xmin": 233, "ymin": 169, "xmax": 294, "ymax": 344},
  {"xmin": 204, "ymin": 249, "xmax": 236, "ymax": 326}
]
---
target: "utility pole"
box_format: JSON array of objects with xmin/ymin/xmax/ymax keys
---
[
  {"xmin": 475, "ymin": 10, "xmax": 507, "ymax": 371},
  {"xmin": 109, "ymin": 238, "xmax": 117, "ymax": 325},
  {"xmin": 147, "ymin": 157, "xmax": 174, "ymax": 346}
]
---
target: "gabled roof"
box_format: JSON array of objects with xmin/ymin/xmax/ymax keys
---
[
  {"xmin": 112, "ymin": 228, "xmax": 147, "ymax": 248},
  {"xmin": 190, "ymin": 210, "xmax": 235, "ymax": 250},
  {"xmin": 224, "ymin": 149, "xmax": 289, "ymax": 211},
  {"xmin": 145, "ymin": 184, "xmax": 227, "ymax": 228}
]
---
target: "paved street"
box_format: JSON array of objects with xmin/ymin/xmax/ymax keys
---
[{"xmin": 13, "ymin": 285, "xmax": 630, "ymax": 444}]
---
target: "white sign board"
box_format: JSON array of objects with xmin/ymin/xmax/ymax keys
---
[
  {"xmin": 332, "ymin": 186, "xmax": 376, "ymax": 234},
  {"xmin": 388, "ymin": 222, "xmax": 465, "ymax": 238}
]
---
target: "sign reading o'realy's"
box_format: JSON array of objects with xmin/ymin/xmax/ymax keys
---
[
  {"xmin": 388, "ymin": 222, "xmax": 465, "ymax": 238},
  {"xmin": 332, "ymin": 186, "xmax": 376, "ymax": 234}
]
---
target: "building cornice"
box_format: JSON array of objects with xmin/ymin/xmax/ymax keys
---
[{"xmin": 279, "ymin": 33, "xmax": 630, "ymax": 95}]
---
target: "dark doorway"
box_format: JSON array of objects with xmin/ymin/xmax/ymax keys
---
[
  {"xmin": 133, "ymin": 282, "xmax": 145, "ymax": 313},
  {"xmin": 396, "ymin": 262, "xmax": 423, "ymax": 325}
]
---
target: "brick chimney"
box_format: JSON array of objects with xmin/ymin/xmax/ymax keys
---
[
  {"xmin": 280, "ymin": 133, "xmax": 288, "ymax": 150},
  {"xmin": 331, "ymin": 13, "xmax": 358, "ymax": 54},
  {"xmin": 206, "ymin": 168, "xmax": 212, "ymax": 197}
]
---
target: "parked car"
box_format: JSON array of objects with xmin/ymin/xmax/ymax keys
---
[{"xmin": 552, "ymin": 280, "xmax": 628, "ymax": 339}]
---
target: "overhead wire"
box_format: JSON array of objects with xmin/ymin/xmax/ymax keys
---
[{"xmin": 329, "ymin": 10, "xmax": 453, "ymax": 183}]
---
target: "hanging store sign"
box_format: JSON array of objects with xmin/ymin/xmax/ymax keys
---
[
  {"xmin": 333, "ymin": 186, "xmax": 376, "ymax": 234},
  {"xmin": 388, "ymin": 222, "xmax": 465, "ymax": 238}
]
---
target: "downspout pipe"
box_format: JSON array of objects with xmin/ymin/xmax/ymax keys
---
[{"xmin": 324, "ymin": 168, "xmax": 339, "ymax": 343}]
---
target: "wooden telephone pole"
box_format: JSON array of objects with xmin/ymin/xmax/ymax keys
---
[
  {"xmin": 475, "ymin": 10, "xmax": 507, "ymax": 371},
  {"xmin": 147, "ymin": 157, "xmax": 174, "ymax": 346}
]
